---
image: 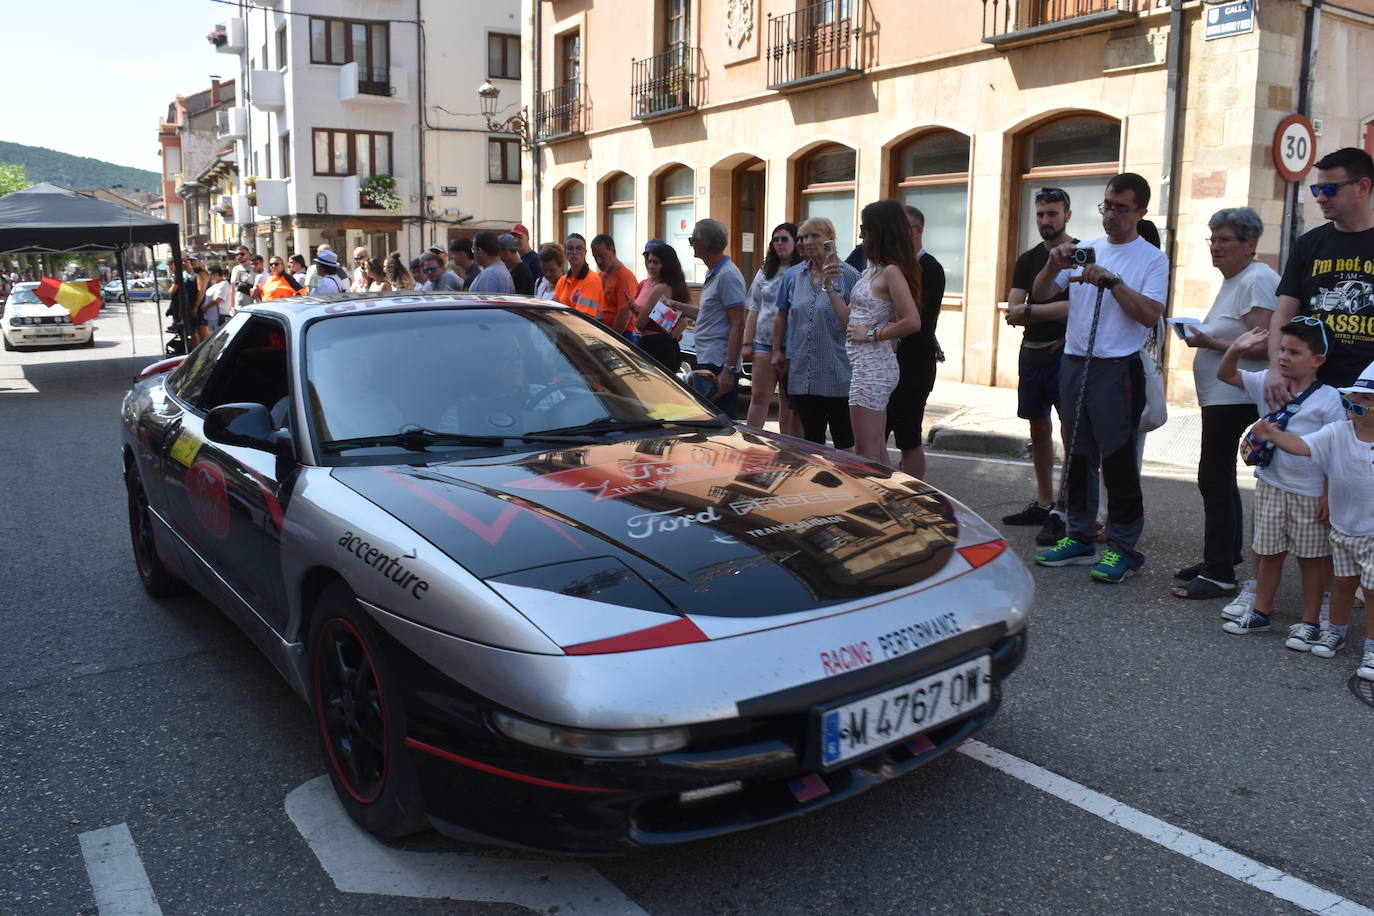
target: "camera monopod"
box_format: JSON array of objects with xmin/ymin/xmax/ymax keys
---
[{"xmin": 1051, "ymin": 282, "xmax": 1107, "ymax": 529}]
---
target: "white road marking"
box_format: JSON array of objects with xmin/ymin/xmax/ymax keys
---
[
  {"xmin": 286, "ymin": 775, "xmax": 647, "ymax": 914},
  {"xmin": 78, "ymin": 823, "xmax": 163, "ymax": 916},
  {"xmin": 959, "ymin": 741, "xmax": 1374, "ymax": 915}
]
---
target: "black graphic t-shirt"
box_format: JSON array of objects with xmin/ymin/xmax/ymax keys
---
[
  {"xmin": 1012, "ymin": 241, "xmax": 1072, "ymax": 344},
  {"xmin": 1278, "ymin": 222, "xmax": 1374, "ymax": 386}
]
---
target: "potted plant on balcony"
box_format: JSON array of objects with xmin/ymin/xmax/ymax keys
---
[
  {"xmin": 359, "ymin": 173, "xmax": 403, "ymax": 214},
  {"xmin": 206, "ymin": 26, "xmax": 227, "ymax": 47}
]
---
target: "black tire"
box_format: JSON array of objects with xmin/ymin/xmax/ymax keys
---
[
  {"xmin": 310, "ymin": 582, "xmax": 427, "ymax": 838},
  {"xmin": 83, "ymin": 333, "xmax": 95, "ymax": 348},
  {"xmin": 125, "ymin": 468, "xmax": 184, "ymax": 596},
  {"xmin": 2, "ymin": 335, "xmax": 13, "ymax": 351}
]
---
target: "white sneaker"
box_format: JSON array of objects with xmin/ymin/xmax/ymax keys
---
[
  {"xmin": 1222, "ymin": 579, "xmax": 1257, "ymax": 620},
  {"xmin": 1358, "ymin": 649, "xmax": 1374, "ymax": 682}
]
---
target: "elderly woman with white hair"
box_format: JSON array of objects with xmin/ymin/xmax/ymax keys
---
[{"xmin": 1171, "ymin": 206, "xmax": 1278, "ymax": 600}]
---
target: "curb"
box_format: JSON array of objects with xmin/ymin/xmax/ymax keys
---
[{"xmin": 927, "ymin": 425, "xmax": 1030, "ymax": 457}]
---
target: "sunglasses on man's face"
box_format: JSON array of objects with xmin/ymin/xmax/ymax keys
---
[
  {"xmin": 423, "ymin": 266, "xmax": 438, "ymax": 273},
  {"xmin": 1310, "ymin": 179, "xmax": 1359, "ymax": 199}
]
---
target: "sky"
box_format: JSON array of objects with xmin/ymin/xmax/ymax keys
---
[{"xmin": 1, "ymin": 0, "xmax": 237, "ymax": 174}]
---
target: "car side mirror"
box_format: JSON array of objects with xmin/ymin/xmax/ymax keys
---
[{"xmin": 205, "ymin": 402, "xmax": 293, "ymax": 457}]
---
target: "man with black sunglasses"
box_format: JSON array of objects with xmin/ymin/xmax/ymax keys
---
[
  {"xmin": 1267, "ymin": 147, "xmax": 1374, "ymax": 406},
  {"xmin": 1004, "ymin": 187, "xmax": 1076, "ymax": 538}
]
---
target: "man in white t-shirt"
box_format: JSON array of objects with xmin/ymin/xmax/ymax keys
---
[
  {"xmin": 228, "ymin": 246, "xmax": 256, "ymax": 313},
  {"xmin": 351, "ymin": 246, "xmax": 370, "ymax": 292},
  {"xmin": 1031, "ymin": 173, "xmax": 1169, "ymax": 583},
  {"xmin": 203, "ymin": 265, "xmax": 230, "ymax": 332}
]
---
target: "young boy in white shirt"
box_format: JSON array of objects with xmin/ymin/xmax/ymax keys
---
[
  {"xmin": 1215, "ymin": 320, "xmax": 1346, "ymax": 644},
  {"xmin": 1254, "ymin": 358, "xmax": 1374, "ymax": 681},
  {"xmin": 203, "ymin": 266, "xmax": 229, "ymax": 332}
]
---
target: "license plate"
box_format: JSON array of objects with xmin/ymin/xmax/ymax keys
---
[
  {"xmin": 818, "ymin": 655, "xmax": 991, "ymax": 767},
  {"xmin": 34, "ymin": 327, "xmax": 63, "ymax": 336}
]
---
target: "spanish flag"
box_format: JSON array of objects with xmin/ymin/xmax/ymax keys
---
[{"xmin": 34, "ymin": 277, "xmax": 101, "ymax": 325}]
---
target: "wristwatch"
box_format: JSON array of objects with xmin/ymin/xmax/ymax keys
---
[
  {"xmin": 1101, "ymin": 273, "xmax": 1121, "ymax": 290},
  {"xmin": 866, "ymin": 326, "xmax": 879, "ymax": 342},
  {"xmin": 822, "ymin": 282, "xmax": 834, "ymax": 294},
  {"xmin": 1025, "ymin": 302, "xmax": 1034, "ymax": 318}
]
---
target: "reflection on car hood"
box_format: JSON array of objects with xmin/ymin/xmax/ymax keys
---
[{"xmin": 333, "ymin": 429, "xmax": 960, "ymax": 621}]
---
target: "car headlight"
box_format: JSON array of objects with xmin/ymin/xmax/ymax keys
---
[{"xmin": 492, "ymin": 711, "xmax": 689, "ymax": 757}]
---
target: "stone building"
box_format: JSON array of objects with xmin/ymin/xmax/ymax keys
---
[{"xmin": 522, "ymin": 0, "xmax": 1374, "ymax": 402}]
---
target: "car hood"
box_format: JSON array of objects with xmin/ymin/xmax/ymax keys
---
[
  {"xmin": 7, "ymin": 302, "xmax": 66, "ymax": 320},
  {"xmin": 332, "ymin": 429, "xmax": 962, "ymax": 625}
]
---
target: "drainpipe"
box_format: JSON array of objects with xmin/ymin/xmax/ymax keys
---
[
  {"xmin": 1156, "ymin": 0, "xmax": 1186, "ymax": 381},
  {"xmin": 1158, "ymin": 0, "xmax": 1185, "ymax": 280},
  {"xmin": 532, "ymin": 0, "xmax": 543, "ymax": 242},
  {"xmin": 1284, "ymin": 0, "xmax": 1322, "ymax": 265},
  {"xmin": 417, "ymin": 0, "xmax": 426, "ymax": 251}
]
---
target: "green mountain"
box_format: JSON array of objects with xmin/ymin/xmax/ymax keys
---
[{"xmin": 0, "ymin": 141, "xmax": 160, "ymax": 192}]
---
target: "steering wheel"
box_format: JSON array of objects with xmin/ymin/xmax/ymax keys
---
[{"xmin": 523, "ymin": 379, "xmax": 589, "ymax": 413}]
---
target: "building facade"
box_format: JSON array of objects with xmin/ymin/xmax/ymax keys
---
[
  {"xmin": 208, "ymin": 0, "xmax": 521, "ymax": 264},
  {"xmin": 159, "ymin": 79, "xmax": 239, "ymax": 259},
  {"xmin": 524, "ymin": 0, "xmax": 1374, "ymax": 402}
]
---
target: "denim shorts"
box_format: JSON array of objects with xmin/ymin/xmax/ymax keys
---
[{"xmin": 751, "ymin": 342, "xmax": 773, "ymax": 355}]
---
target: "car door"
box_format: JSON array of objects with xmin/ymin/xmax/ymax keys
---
[{"xmin": 162, "ymin": 314, "xmax": 295, "ymax": 635}]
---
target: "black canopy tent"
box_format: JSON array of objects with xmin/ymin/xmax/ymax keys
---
[{"xmin": 0, "ymin": 182, "xmax": 186, "ymax": 353}]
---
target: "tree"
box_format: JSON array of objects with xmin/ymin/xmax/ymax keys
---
[{"xmin": 0, "ymin": 162, "xmax": 29, "ymax": 196}]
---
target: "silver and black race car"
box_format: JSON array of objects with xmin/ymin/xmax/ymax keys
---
[{"xmin": 120, "ymin": 292, "xmax": 1032, "ymax": 852}]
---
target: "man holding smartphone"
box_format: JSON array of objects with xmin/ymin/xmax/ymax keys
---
[
  {"xmin": 1030, "ymin": 173, "xmax": 1168, "ymax": 584},
  {"xmin": 1003, "ymin": 188, "xmax": 1075, "ymax": 541}
]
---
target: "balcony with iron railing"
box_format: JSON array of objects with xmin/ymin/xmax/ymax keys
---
[
  {"xmin": 982, "ymin": 0, "xmax": 1138, "ymax": 48},
  {"xmin": 536, "ymin": 82, "xmax": 584, "ymax": 141},
  {"xmin": 766, "ymin": 1, "xmax": 860, "ymax": 91},
  {"xmin": 632, "ymin": 46, "xmax": 698, "ymax": 120}
]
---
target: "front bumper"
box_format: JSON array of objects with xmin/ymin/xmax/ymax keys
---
[
  {"xmin": 399, "ymin": 626, "xmax": 1027, "ymax": 853},
  {"xmin": 6, "ymin": 325, "xmax": 92, "ymax": 346}
]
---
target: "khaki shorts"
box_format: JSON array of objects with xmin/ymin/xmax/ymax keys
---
[
  {"xmin": 1251, "ymin": 478, "xmax": 1331, "ymax": 558},
  {"xmin": 1329, "ymin": 530, "xmax": 1374, "ymax": 593}
]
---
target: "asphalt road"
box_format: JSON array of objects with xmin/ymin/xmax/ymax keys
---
[{"xmin": 2, "ymin": 302, "xmax": 1371, "ymax": 915}]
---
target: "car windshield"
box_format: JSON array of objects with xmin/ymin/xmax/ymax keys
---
[
  {"xmin": 305, "ymin": 306, "xmax": 717, "ymax": 457},
  {"xmin": 11, "ymin": 288, "xmax": 40, "ymax": 305}
]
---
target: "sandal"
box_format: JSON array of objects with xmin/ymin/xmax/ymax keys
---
[
  {"xmin": 1171, "ymin": 575, "xmax": 1237, "ymax": 599},
  {"xmin": 1174, "ymin": 563, "xmax": 1205, "ymax": 581}
]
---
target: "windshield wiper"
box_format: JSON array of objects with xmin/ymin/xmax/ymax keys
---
[
  {"xmin": 322, "ymin": 428, "xmax": 597, "ymax": 452},
  {"xmin": 528, "ymin": 417, "xmax": 732, "ymax": 437}
]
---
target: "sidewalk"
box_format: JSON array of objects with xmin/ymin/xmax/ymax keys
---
[{"xmin": 921, "ymin": 379, "xmax": 1202, "ymax": 470}]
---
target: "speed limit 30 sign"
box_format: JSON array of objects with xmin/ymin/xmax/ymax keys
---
[{"xmin": 1273, "ymin": 113, "xmax": 1317, "ymax": 182}]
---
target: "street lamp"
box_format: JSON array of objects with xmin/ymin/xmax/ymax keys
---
[{"xmin": 477, "ymin": 81, "xmax": 532, "ymax": 150}]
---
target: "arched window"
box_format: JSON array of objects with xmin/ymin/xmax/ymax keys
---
[
  {"xmin": 559, "ymin": 181, "xmax": 585, "ymax": 240},
  {"xmin": 893, "ymin": 131, "xmax": 970, "ymax": 295},
  {"xmin": 657, "ymin": 166, "xmax": 695, "ymax": 274},
  {"xmin": 796, "ymin": 145, "xmax": 856, "ymax": 252},
  {"xmin": 603, "ymin": 174, "xmax": 636, "ymax": 262},
  {"xmin": 1015, "ymin": 116, "xmax": 1121, "ymax": 252}
]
